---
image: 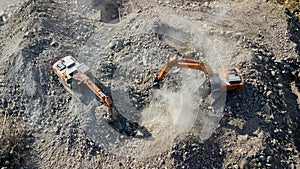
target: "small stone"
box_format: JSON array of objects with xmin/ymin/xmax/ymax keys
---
[
  {"xmin": 266, "ymin": 163, "xmax": 272, "ymax": 167},
  {"xmin": 131, "ymin": 97, "xmax": 138, "ymax": 103},
  {"xmin": 266, "ymin": 91, "xmax": 273, "ymax": 98},
  {"xmin": 280, "ymin": 110, "xmax": 287, "ymax": 114},
  {"xmin": 108, "ymin": 41, "xmax": 115, "ymax": 49},
  {"xmin": 263, "ymin": 103, "xmax": 271, "ymax": 114},
  {"xmin": 271, "ymin": 71, "xmax": 276, "ymax": 76},
  {"xmin": 51, "ymin": 41, "xmax": 59, "ymax": 48}
]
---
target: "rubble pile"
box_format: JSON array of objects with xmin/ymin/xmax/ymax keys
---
[{"xmin": 0, "ymin": 0, "xmax": 299, "ymax": 168}]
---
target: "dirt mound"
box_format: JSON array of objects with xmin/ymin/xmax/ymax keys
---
[
  {"xmin": 0, "ymin": 0, "xmax": 299, "ymax": 168},
  {"xmin": 0, "ymin": 113, "xmax": 29, "ymax": 168}
]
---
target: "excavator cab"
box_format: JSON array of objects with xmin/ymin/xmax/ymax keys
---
[
  {"xmin": 221, "ymin": 68, "xmax": 244, "ymax": 90},
  {"xmin": 227, "ymin": 69, "xmax": 242, "ymax": 84}
]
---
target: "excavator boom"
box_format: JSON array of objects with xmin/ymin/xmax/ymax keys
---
[
  {"xmin": 156, "ymin": 55, "xmax": 214, "ymax": 80},
  {"xmin": 176, "ymin": 59, "xmax": 214, "ymax": 76}
]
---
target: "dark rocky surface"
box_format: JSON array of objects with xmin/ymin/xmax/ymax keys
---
[{"xmin": 0, "ymin": 0, "xmax": 299, "ymax": 168}]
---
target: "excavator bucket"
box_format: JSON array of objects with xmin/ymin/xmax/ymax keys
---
[
  {"xmin": 198, "ymin": 78, "xmax": 212, "ymax": 98},
  {"xmin": 152, "ymin": 73, "xmax": 160, "ymax": 88}
]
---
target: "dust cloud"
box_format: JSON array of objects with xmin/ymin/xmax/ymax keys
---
[
  {"xmin": 138, "ymin": 12, "xmax": 230, "ymax": 136},
  {"xmin": 74, "ymin": 5, "xmax": 232, "ymax": 157},
  {"xmin": 140, "ymin": 69, "xmax": 205, "ymax": 143}
]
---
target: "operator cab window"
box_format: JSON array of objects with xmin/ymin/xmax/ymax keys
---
[
  {"xmin": 57, "ymin": 63, "xmax": 66, "ymax": 71},
  {"xmin": 62, "ymin": 57, "xmax": 76, "ymax": 69}
]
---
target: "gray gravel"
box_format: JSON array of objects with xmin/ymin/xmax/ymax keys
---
[{"xmin": 0, "ymin": 0, "xmax": 299, "ymax": 168}]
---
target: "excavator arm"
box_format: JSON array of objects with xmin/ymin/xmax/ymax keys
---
[{"xmin": 153, "ymin": 55, "xmax": 214, "ymax": 88}]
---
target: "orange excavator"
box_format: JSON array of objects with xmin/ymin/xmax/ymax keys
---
[
  {"xmin": 152, "ymin": 55, "xmax": 244, "ymax": 92},
  {"xmin": 52, "ymin": 56, "xmax": 113, "ymax": 116}
]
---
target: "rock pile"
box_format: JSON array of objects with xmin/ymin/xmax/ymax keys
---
[{"xmin": 0, "ymin": 0, "xmax": 299, "ymax": 168}]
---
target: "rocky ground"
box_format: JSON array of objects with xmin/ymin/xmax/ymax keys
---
[{"xmin": 0, "ymin": 0, "xmax": 300, "ymax": 168}]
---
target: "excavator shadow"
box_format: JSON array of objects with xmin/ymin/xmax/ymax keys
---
[
  {"xmin": 71, "ymin": 82, "xmax": 95, "ymax": 105},
  {"xmin": 81, "ymin": 75, "xmax": 152, "ymax": 138},
  {"xmin": 107, "ymin": 106, "xmax": 152, "ymax": 138}
]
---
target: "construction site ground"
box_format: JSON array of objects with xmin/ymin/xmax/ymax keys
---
[{"xmin": 0, "ymin": 0, "xmax": 300, "ymax": 168}]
